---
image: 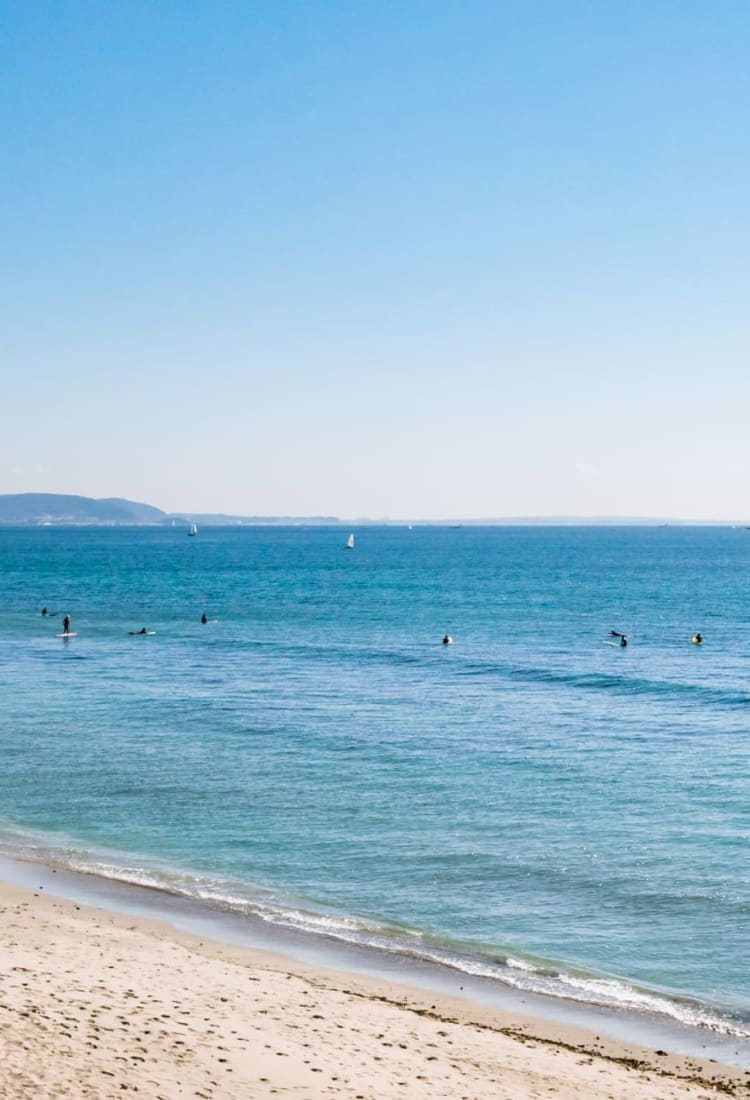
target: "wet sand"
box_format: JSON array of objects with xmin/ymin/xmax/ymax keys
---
[{"xmin": 1, "ymin": 880, "xmax": 748, "ymax": 1098}]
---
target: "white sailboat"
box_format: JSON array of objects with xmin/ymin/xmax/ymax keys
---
[
  {"xmin": 188, "ymin": 522, "xmax": 198, "ymax": 536},
  {"xmin": 345, "ymin": 532, "xmax": 354, "ymax": 550}
]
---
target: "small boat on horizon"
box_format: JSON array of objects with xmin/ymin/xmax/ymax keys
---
[
  {"xmin": 188, "ymin": 522, "xmax": 198, "ymax": 536},
  {"xmin": 345, "ymin": 532, "xmax": 354, "ymax": 550}
]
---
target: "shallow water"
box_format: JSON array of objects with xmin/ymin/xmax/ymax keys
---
[{"xmin": 1, "ymin": 525, "xmax": 748, "ymax": 1036}]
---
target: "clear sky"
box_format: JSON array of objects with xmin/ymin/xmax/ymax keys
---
[{"xmin": 2, "ymin": 1, "xmax": 749, "ymax": 519}]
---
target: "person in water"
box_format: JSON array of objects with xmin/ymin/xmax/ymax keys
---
[
  {"xmin": 443, "ymin": 634, "xmax": 453, "ymax": 645},
  {"xmin": 41, "ymin": 607, "xmax": 48, "ymax": 617},
  {"xmin": 694, "ymin": 632, "xmax": 703, "ymax": 644},
  {"xmin": 128, "ymin": 627, "xmax": 149, "ymax": 635},
  {"xmin": 201, "ymin": 613, "xmax": 207, "ymax": 624},
  {"xmin": 62, "ymin": 614, "xmax": 71, "ymax": 635},
  {"xmin": 620, "ymin": 635, "xmax": 628, "ymax": 647}
]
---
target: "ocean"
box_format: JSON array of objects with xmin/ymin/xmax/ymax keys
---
[{"xmin": 1, "ymin": 525, "xmax": 749, "ymax": 1046}]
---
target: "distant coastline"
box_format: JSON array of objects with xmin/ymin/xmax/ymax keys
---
[
  {"xmin": 0, "ymin": 493, "xmax": 338, "ymax": 528},
  {"xmin": 0, "ymin": 493, "xmax": 746, "ymax": 527}
]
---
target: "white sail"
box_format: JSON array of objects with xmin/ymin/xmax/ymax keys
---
[
  {"xmin": 346, "ymin": 532, "xmax": 354, "ymax": 549},
  {"xmin": 188, "ymin": 522, "xmax": 198, "ymax": 536}
]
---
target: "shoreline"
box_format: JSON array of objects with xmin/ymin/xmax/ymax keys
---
[
  {"xmin": 0, "ymin": 855, "xmax": 749, "ymax": 1094},
  {"xmin": 0, "ymin": 850, "xmax": 747, "ymax": 1067},
  {"xmin": 0, "ymin": 875, "xmax": 748, "ymax": 1098}
]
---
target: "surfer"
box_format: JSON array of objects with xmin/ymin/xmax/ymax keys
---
[
  {"xmin": 693, "ymin": 633, "xmax": 703, "ymax": 644},
  {"xmin": 128, "ymin": 627, "xmax": 149, "ymax": 635},
  {"xmin": 41, "ymin": 607, "xmax": 48, "ymax": 617},
  {"xmin": 201, "ymin": 613, "xmax": 207, "ymax": 624},
  {"xmin": 62, "ymin": 614, "xmax": 71, "ymax": 635},
  {"xmin": 443, "ymin": 634, "xmax": 453, "ymax": 645}
]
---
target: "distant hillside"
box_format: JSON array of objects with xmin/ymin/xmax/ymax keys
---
[
  {"xmin": 0, "ymin": 494, "xmax": 167, "ymax": 525},
  {"xmin": 98, "ymin": 497, "xmax": 167, "ymax": 523},
  {"xmin": 0, "ymin": 494, "xmax": 341, "ymax": 527}
]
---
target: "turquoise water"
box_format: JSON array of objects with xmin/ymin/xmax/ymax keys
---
[{"xmin": 1, "ymin": 526, "xmax": 749, "ymax": 1035}]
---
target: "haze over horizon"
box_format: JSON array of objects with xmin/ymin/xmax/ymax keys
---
[
  {"xmin": 3, "ymin": 2, "xmax": 749, "ymax": 520},
  {"xmin": 1, "ymin": 490, "xmax": 748, "ymax": 526}
]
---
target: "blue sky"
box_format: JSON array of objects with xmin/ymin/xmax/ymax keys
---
[{"xmin": 2, "ymin": 1, "xmax": 749, "ymax": 518}]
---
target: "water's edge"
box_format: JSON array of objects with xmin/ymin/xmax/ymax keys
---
[{"xmin": 1, "ymin": 850, "xmax": 748, "ymax": 1070}]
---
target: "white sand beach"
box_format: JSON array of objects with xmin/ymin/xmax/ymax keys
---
[{"xmin": 0, "ymin": 879, "xmax": 747, "ymax": 1099}]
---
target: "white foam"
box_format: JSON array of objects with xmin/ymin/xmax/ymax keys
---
[{"xmin": 506, "ymin": 955, "xmax": 537, "ymax": 972}]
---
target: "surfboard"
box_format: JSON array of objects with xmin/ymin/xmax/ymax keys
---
[
  {"xmin": 603, "ymin": 640, "xmax": 622, "ymax": 647},
  {"xmin": 56, "ymin": 632, "xmax": 77, "ymax": 638},
  {"xmin": 128, "ymin": 631, "xmax": 156, "ymax": 636}
]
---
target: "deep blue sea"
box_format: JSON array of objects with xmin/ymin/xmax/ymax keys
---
[{"xmin": 1, "ymin": 526, "xmax": 749, "ymax": 1037}]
